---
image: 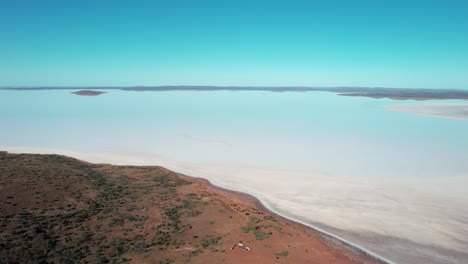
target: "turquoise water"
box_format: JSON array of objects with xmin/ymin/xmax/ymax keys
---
[
  {"xmin": 3, "ymin": 90, "xmax": 468, "ymax": 178},
  {"xmin": 1, "ymin": 90, "xmax": 468, "ymax": 263}
]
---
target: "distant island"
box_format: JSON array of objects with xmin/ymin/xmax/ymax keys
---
[
  {"xmin": 2, "ymin": 86, "xmax": 468, "ymax": 100},
  {"xmin": 72, "ymin": 90, "xmax": 106, "ymax": 96}
]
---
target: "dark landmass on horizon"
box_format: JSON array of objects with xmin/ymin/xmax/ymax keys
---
[
  {"xmin": 339, "ymin": 90, "xmax": 468, "ymax": 100},
  {"xmin": 72, "ymin": 90, "xmax": 106, "ymax": 96},
  {"xmin": 2, "ymin": 86, "xmax": 468, "ymax": 100},
  {"xmin": 0, "ymin": 152, "xmax": 381, "ymax": 264}
]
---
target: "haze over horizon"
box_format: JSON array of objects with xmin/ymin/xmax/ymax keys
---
[{"xmin": 1, "ymin": 0, "xmax": 468, "ymax": 89}]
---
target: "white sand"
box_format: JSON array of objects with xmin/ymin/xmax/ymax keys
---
[
  {"xmin": 386, "ymin": 103, "xmax": 468, "ymax": 120},
  {"xmin": 4, "ymin": 146, "xmax": 468, "ymax": 264}
]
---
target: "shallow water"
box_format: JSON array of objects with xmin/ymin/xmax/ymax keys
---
[{"xmin": 1, "ymin": 90, "xmax": 468, "ymax": 263}]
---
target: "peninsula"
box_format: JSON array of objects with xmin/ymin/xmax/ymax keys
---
[{"xmin": 0, "ymin": 151, "xmax": 381, "ymax": 264}]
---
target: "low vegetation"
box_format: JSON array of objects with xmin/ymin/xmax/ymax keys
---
[
  {"xmin": 276, "ymin": 250, "xmax": 289, "ymax": 257},
  {"xmin": 239, "ymin": 216, "xmax": 281, "ymax": 241},
  {"xmin": 0, "ymin": 152, "xmax": 214, "ymax": 263}
]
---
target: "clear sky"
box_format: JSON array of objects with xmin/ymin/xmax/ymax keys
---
[{"xmin": 1, "ymin": 0, "xmax": 467, "ymax": 88}]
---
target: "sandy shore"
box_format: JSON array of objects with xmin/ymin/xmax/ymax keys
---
[{"xmin": 180, "ymin": 174, "xmax": 387, "ymax": 264}]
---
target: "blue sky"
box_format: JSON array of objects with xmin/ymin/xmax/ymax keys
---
[{"xmin": 1, "ymin": 0, "xmax": 467, "ymax": 88}]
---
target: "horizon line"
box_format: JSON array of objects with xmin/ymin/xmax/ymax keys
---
[{"xmin": 1, "ymin": 85, "xmax": 467, "ymax": 91}]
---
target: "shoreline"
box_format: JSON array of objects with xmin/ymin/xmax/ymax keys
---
[
  {"xmin": 2, "ymin": 148, "xmax": 388, "ymax": 264},
  {"xmin": 179, "ymin": 173, "xmax": 391, "ymax": 264}
]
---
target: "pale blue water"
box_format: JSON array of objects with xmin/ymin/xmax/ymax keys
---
[
  {"xmin": 1, "ymin": 90, "xmax": 468, "ymax": 263},
  {"xmin": 2, "ymin": 90, "xmax": 468, "ymax": 179}
]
